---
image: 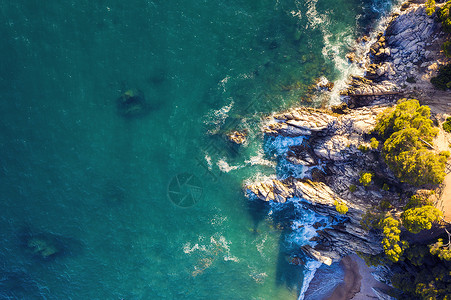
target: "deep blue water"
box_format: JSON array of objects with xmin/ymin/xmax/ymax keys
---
[{"xmin": 0, "ymin": 0, "xmax": 392, "ymax": 299}]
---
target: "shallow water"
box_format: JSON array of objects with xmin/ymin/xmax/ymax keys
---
[{"xmin": 0, "ymin": 0, "xmax": 392, "ymax": 298}]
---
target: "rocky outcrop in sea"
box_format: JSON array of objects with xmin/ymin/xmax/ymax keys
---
[
  {"xmin": 243, "ymin": 2, "xmax": 447, "ymax": 267},
  {"xmin": 245, "ymin": 105, "xmax": 403, "ymax": 263}
]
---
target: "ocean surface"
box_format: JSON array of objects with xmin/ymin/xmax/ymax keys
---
[{"xmin": 0, "ymin": 0, "xmax": 393, "ymax": 299}]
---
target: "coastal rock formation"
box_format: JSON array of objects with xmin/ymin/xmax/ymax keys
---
[
  {"xmin": 227, "ymin": 130, "xmax": 247, "ymax": 145},
  {"xmin": 340, "ymin": 4, "xmax": 448, "ymax": 110},
  {"xmin": 246, "ymin": 179, "xmax": 293, "ymax": 203},
  {"xmin": 245, "ymin": 106, "xmax": 405, "ymax": 263}
]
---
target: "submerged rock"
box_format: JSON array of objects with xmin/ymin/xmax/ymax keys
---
[
  {"xmin": 27, "ymin": 237, "xmax": 59, "ymax": 259},
  {"xmin": 19, "ymin": 228, "xmax": 83, "ymax": 261},
  {"xmin": 117, "ymin": 89, "xmax": 149, "ymax": 118}
]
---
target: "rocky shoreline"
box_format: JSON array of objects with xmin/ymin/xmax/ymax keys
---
[{"xmin": 243, "ymin": 1, "xmax": 450, "ymax": 298}]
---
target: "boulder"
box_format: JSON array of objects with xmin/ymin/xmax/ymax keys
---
[
  {"xmin": 117, "ymin": 89, "xmax": 149, "ymax": 118},
  {"xmin": 227, "ymin": 130, "xmax": 247, "ymax": 145}
]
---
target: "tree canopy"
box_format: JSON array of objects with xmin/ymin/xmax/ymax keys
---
[
  {"xmin": 374, "ymin": 99, "xmax": 447, "ymax": 186},
  {"xmin": 401, "ymin": 205, "xmax": 443, "ymax": 234}
]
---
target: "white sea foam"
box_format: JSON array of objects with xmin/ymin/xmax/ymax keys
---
[
  {"xmin": 298, "ymin": 259, "xmax": 323, "ymax": 300},
  {"xmin": 217, "ymin": 158, "xmax": 242, "ymax": 173},
  {"xmin": 219, "ymin": 75, "xmax": 230, "ymax": 93},
  {"xmin": 205, "ymin": 100, "xmax": 234, "ymax": 134},
  {"xmin": 255, "ymin": 233, "xmax": 268, "ymax": 257},
  {"xmin": 265, "ymin": 135, "xmax": 305, "ymax": 158},
  {"xmin": 183, "ymin": 234, "xmax": 239, "ymax": 263},
  {"xmin": 305, "ymin": 0, "xmax": 324, "ymax": 29},
  {"xmin": 277, "ymin": 158, "xmax": 307, "ymax": 179},
  {"xmin": 183, "ymin": 243, "xmax": 208, "ymax": 254},
  {"xmin": 204, "ymin": 154, "xmax": 213, "ymax": 170},
  {"xmin": 210, "ymin": 214, "xmax": 228, "ymax": 226}
]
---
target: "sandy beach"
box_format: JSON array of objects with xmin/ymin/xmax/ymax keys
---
[{"xmin": 326, "ymin": 254, "xmax": 392, "ymax": 300}]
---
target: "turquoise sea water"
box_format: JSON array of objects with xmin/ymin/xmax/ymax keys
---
[{"xmin": 0, "ymin": 1, "xmax": 392, "ymax": 299}]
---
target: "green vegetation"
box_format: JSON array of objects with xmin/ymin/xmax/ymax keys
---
[
  {"xmin": 370, "ymin": 137, "xmax": 379, "ymax": 149},
  {"xmin": 334, "ymin": 200, "xmax": 348, "ymax": 214},
  {"xmin": 404, "ymin": 193, "xmax": 433, "ymax": 210},
  {"xmin": 349, "ymin": 184, "xmax": 357, "ymax": 192},
  {"xmin": 359, "ymin": 172, "xmax": 373, "ymax": 186},
  {"xmin": 374, "ymin": 99, "xmax": 437, "ymax": 141},
  {"xmin": 382, "ymin": 183, "xmax": 390, "ymax": 191},
  {"xmin": 443, "ymin": 40, "xmax": 451, "ymax": 57},
  {"xmin": 357, "ymin": 144, "xmax": 369, "ymax": 152},
  {"xmin": 426, "ymin": 0, "xmax": 436, "ymax": 16},
  {"xmin": 443, "ymin": 117, "xmax": 451, "ymax": 133},
  {"xmin": 401, "ymin": 206, "xmax": 442, "ymax": 234},
  {"xmin": 362, "ymin": 192, "xmax": 445, "ymax": 262},
  {"xmin": 429, "ymin": 231, "xmax": 451, "ymax": 261},
  {"xmin": 374, "ymin": 99, "xmax": 448, "ymax": 186},
  {"xmin": 380, "ymin": 216, "xmax": 408, "ymax": 262},
  {"xmin": 438, "ymin": 0, "xmax": 451, "ymax": 33},
  {"xmin": 391, "ymin": 246, "xmax": 451, "ymax": 299},
  {"xmin": 431, "ymin": 64, "xmax": 451, "ymax": 90}
]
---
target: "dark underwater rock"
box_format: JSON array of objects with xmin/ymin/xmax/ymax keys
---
[
  {"xmin": 117, "ymin": 89, "xmax": 149, "ymax": 118},
  {"xmin": 19, "ymin": 228, "xmax": 84, "ymax": 261}
]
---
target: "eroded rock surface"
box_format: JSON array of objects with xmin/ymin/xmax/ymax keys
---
[{"xmin": 245, "ymin": 106, "xmax": 404, "ymax": 263}]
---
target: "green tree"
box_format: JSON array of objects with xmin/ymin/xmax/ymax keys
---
[
  {"xmin": 401, "ymin": 205, "xmax": 443, "ymax": 234},
  {"xmin": 426, "ymin": 0, "xmax": 436, "ymax": 16},
  {"xmin": 374, "ymin": 99, "xmax": 438, "ymax": 141},
  {"xmin": 443, "ymin": 117, "xmax": 451, "ymax": 133},
  {"xmin": 429, "ymin": 228, "xmax": 451, "ymax": 261},
  {"xmin": 374, "ymin": 99, "xmax": 446, "ymax": 185},
  {"xmin": 429, "ymin": 238, "xmax": 451, "ymax": 261},
  {"xmin": 438, "ymin": 0, "xmax": 451, "ymax": 33},
  {"xmin": 370, "ymin": 137, "xmax": 379, "ymax": 149},
  {"xmin": 334, "ymin": 200, "xmax": 348, "ymax": 214},
  {"xmin": 386, "ymin": 149, "xmax": 448, "ymax": 185},
  {"xmin": 359, "ymin": 172, "xmax": 373, "ymax": 186},
  {"xmin": 431, "ymin": 64, "xmax": 451, "ymax": 90},
  {"xmin": 379, "ymin": 216, "xmax": 409, "ymax": 262}
]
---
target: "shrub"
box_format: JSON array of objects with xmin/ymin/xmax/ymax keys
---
[
  {"xmin": 375, "ymin": 99, "xmax": 446, "ymax": 185},
  {"xmin": 438, "ymin": 0, "xmax": 451, "ymax": 33},
  {"xmin": 379, "ymin": 216, "xmax": 409, "ymax": 262},
  {"xmin": 426, "ymin": 0, "xmax": 436, "ymax": 16},
  {"xmin": 406, "ymin": 76, "xmax": 416, "ymax": 83},
  {"xmin": 361, "ymin": 209, "xmax": 388, "ymax": 231},
  {"xmin": 358, "ymin": 144, "xmax": 369, "ymax": 152},
  {"xmin": 349, "ymin": 184, "xmax": 357, "ymax": 192},
  {"xmin": 334, "ymin": 200, "xmax": 349, "ymax": 214},
  {"xmin": 429, "ymin": 239, "xmax": 451, "ymax": 261},
  {"xmin": 382, "ymin": 183, "xmax": 390, "ymax": 191},
  {"xmin": 359, "ymin": 172, "xmax": 373, "ymax": 186},
  {"xmin": 431, "ymin": 64, "xmax": 451, "ymax": 90},
  {"xmin": 370, "ymin": 137, "xmax": 379, "ymax": 149},
  {"xmin": 374, "ymin": 99, "xmax": 438, "ymax": 141},
  {"xmin": 443, "ymin": 40, "xmax": 451, "ymax": 57},
  {"xmin": 405, "ymin": 194, "xmax": 433, "ymax": 210},
  {"xmin": 401, "ymin": 205, "xmax": 443, "ymax": 234},
  {"xmin": 443, "ymin": 117, "xmax": 451, "ymax": 133}
]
